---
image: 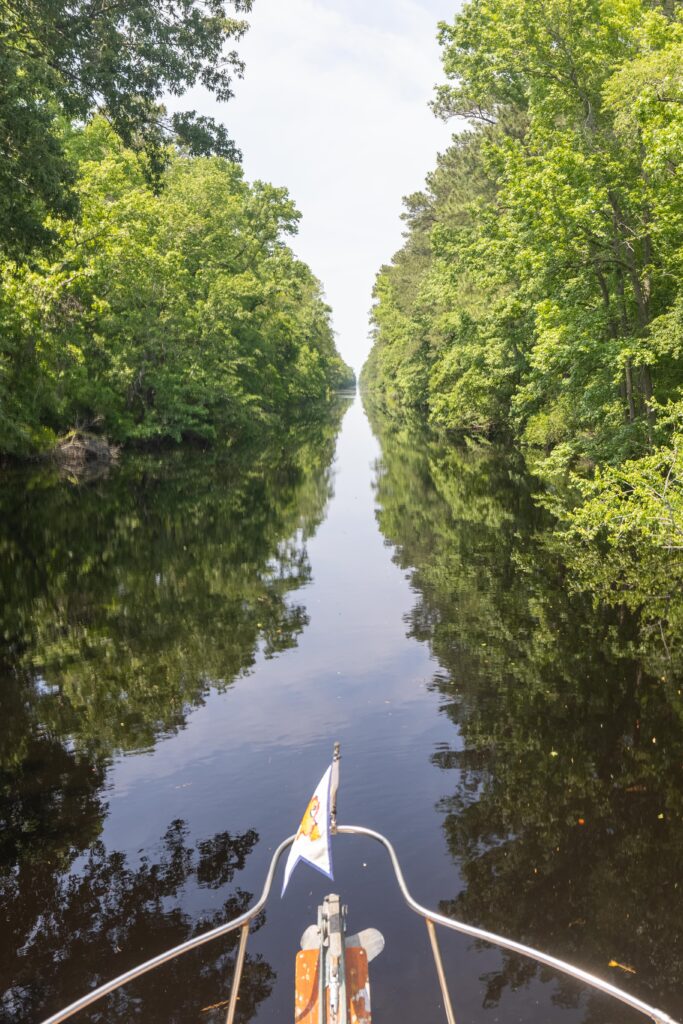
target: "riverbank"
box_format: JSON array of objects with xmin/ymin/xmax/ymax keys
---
[{"xmin": 0, "ymin": 120, "xmax": 354, "ymax": 461}]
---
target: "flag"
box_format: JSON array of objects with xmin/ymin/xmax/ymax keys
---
[{"xmin": 282, "ymin": 764, "xmax": 334, "ymax": 896}]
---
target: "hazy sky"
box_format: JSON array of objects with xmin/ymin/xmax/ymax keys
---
[{"xmin": 176, "ymin": 0, "xmax": 458, "ymax": 372}]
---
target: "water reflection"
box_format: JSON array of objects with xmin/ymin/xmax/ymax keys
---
[
  {"xmin": 0, "ymin": 405, "xmax": 348, "ymax": 757},
  {"xmin": 0, "ymin": 401, "xmax": 349, "ymax": 1023},
  {"xmin": 368, "ymin": 405, "xmax": 683, "ymax": 1021},
  {"xmin": 1, "ymin": 820, "xmax": 273, "ymax": 1024},
  {"xmin": 4, "ymin": 392, "xmax": 682, "ymax": 1024}
]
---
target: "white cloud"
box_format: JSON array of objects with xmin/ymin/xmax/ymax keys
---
[{"xmin": 172, "ymin": 0, "xmax": 459, "ymax": 371}]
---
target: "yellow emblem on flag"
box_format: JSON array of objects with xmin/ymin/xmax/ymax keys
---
[
  {"xmin": 298, "ymin": 795, "xmax": 322, "ymax": 842},
  {"xmin": 282, "ymin": 764, "xmax": 334, "ymax": 895}
]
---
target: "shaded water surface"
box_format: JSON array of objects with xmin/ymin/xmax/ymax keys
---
[{"xmin": 1, "ymin": 397, "xmax": 682, "ymax": 1024}]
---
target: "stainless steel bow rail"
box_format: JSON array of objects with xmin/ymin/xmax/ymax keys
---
[{"xmin": 39, "ymin": 825, "xmax": 679, "ymax": 1024}]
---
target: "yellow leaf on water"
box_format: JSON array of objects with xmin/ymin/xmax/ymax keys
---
[{"xmin": 608, "ymin": 960, "xmax": 636, "ymax": 974}]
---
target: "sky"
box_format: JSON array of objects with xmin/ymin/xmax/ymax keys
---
[{"xmin": 175, "ymin": 0, "xmax": 459, "ymax": 373}]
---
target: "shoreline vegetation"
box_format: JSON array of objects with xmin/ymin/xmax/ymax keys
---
[
  {"xmin": 361, "ymin": 0, "xmax": 683, "ymax": 649},
  {"xmin": 0, "ymin": 1, "xmax": 354, "ymax": 463}
]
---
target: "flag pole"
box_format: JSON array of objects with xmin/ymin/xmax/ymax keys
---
[{"xmin": 330, "ymin": 741, "xmax": 341, "ymax": 834}]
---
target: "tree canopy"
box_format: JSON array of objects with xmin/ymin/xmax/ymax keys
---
[
  {"xmin": 1, "ymin": 0, "xmax": 252, "ymax": 252},
  {"xmin": 0, "ymin": 120, "xmax": 353, "ymax": 456},
  {"xmin": 361, "ymin": 0, "xmax": 683, "ymax": 595},
  {"xmin": 0, "ymin": 1, "xmax": 353, "ymax": 457}
]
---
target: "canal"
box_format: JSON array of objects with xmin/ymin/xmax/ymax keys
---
[{"xmin": 1, "ymin": 395, "xmax": 681, "ymax": 1024}]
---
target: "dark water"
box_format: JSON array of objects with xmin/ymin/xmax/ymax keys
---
[{"xmin": 1, "ymin": 396, "xmax": 682, "ymax": 1024}]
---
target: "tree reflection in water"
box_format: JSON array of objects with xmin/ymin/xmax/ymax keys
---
[
  {"xmin": 0, "ymin": 404, "xmax": 348, "ymax": 754},
  {"xmin": 368, "ymin": 404, "xmax": 683, "ymax": 1022},
  {"xmin": 0, "ymin": 403, "xmax": 350, "ymax": 1024},
  {"xmin": 1, "ymin": 816, "xmax": 273, "ymax": 1024}
]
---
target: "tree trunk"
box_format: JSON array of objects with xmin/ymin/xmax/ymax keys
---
[{"xmin": 625, "ymin": 358, "xmax": 636, "ymax": 422}]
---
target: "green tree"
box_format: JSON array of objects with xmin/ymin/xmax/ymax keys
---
[
  {"xmin": 0, "ymin": 0, "xmax": 252, "ymax": 252},
  {"xmin": 0, "ymin": 121, "xmax": 352, "ymax": 455},
  {"xmin": 362, "ymin": 0, "xmax": 683, "ymax": 594}
]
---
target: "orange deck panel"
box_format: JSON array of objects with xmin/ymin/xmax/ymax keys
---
[{"xmin": 295, "ymin": 947, "xmax": 371, "ymax": 1024}]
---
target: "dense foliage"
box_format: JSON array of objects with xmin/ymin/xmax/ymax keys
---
[
  {"xmin": 361, "ymin": 0, "xmax": 683, "ymax": 581},
  {"xmin": 0, "ymin": 120, "xmax": 353, "ymax": 456},
  {"xmin": 1, "ymin": 0, "xmax": 253, "ymax": 253},
  {"xmin": 0, "ymin": 2, "xmax": 353, "ymax": 458}
]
